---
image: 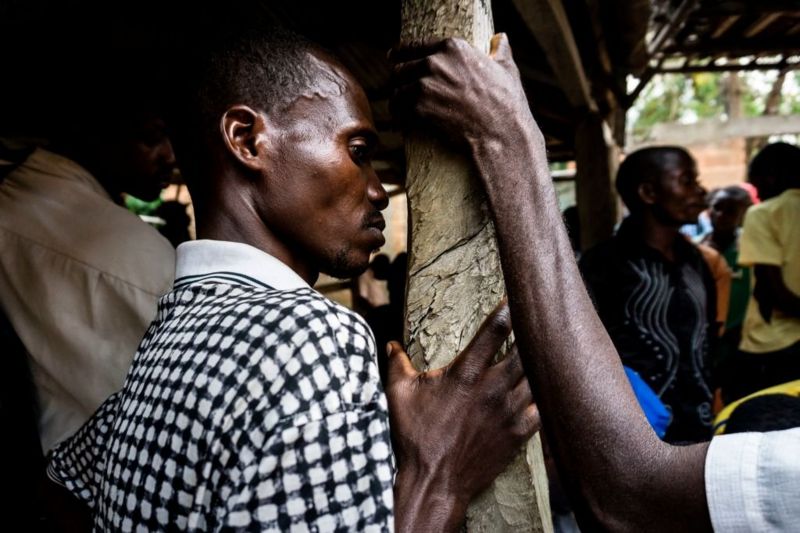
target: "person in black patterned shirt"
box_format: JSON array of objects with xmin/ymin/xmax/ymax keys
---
[
  {"xmin": 46, "ymin": 25, "xmax": 539, "ymax": 531},
  {"xmin": 579, "ymin": 147, "xmax": 718, "ymax": 443}
]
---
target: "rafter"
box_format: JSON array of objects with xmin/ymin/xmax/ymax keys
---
[{"xmin": 512, "ymin": 0, "xmax": 597, "ymax": 112}]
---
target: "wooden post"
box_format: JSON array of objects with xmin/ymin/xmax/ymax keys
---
[
  {"xmin": 401, "ymin": 1, "xmax": 551, "ymax": 531},
  {"xmin": 575, "ymin": 113, "xmax": 620, "ymax": 251}
]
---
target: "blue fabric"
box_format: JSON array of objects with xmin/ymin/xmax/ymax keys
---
[{"xmin": 624, "ymin": 366, "xmax": 671, "ymax": 438}]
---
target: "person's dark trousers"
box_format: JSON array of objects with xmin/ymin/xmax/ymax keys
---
[
  {"xmin": 0, "ymin": 311, "xmax": 46, "ymax": 529},
  {"xmin": 723, "ymin": 340, "xmax": 800, "ymax": 403}
]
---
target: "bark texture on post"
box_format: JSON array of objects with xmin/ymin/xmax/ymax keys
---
[
  {"xmin": 400, "ymin": 1, "xmax": 551, "ymax": 530},
  {"xmin": 575, "ymin": 114, "xmax": 620, "ymax": 251}
]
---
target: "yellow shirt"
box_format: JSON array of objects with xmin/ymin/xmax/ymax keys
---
[
  {"xmin": 713, "ymin": 379, "xmax": 800, "ymax": 434},
  {"xmin": 738, "ymin": 189, "xmax": 800, "ymax": 353}
]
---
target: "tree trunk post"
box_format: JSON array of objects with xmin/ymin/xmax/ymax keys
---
[
  {"xmin": 575, "ymin": 113, "xmax": 620, "ymax": 251},
  {"xmin": 400, "ymin": 1, "xmax": 552, "ymax": 530}
]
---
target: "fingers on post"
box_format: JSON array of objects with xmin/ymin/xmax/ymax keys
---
[
  {"xmin": 513, "ymin": 403, "xmax": 541, "ymax": 440},
  {"xmin": 388, "ymin": 38, "xmax": 449, "ymax": 63},
  {"xmin": 493, "ymin": 342, "xmax": 524, "ymax": 386},
  {"xmin": 509, "ymin": 375, "xmax": 534, "ymax": 413},
  {"xmin": 489, "ymin": 33, "xmax": 519, "ymax": 75},
  {"xmin": 391, "ymin": 56, "xmax": 433, "ymax": 87},
  {"xmin": 453, "ymin": 300, "xmax": 513, "ymax": 380},
  {"xmin": 385, "ymin": 341, "xmax": 417, "ymax": 382},
  {"xmin": 489, "ymin": 33, "xmax": 512, "ymax": 61}
]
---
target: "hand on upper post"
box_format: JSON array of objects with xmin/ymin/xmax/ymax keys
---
[{"xmin": 390, "ymin": 34, "xmax": 541, "ymax": 151}]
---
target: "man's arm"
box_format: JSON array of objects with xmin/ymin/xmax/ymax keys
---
[
  {"xmin": 392, "ymin": 35, "xmax": 711, "ymax": 531},
  {"xmin": 753, "ymin": 264, "xmax": 800, "ymax": 321},
  {"xmin": 385, "ymin": 302, "xmax": 539, "ymax": 532},
  {"xmin": 738, "ymin": 202, "xmax": 800, "ymax": 320}
]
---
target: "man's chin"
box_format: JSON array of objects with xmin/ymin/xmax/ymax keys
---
[{"xmin": 321, "ymin": 252, "xmax": 370, "ymax": 280}]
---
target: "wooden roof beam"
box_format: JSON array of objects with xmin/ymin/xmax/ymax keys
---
[
  {"xmin": 667, "ymin": 38, "xmax": 800, "ymax": 56},
  {"xmin": 711, "ymin": 15, "xmax": 740, "ymax": 39},
  {"xmin": 698, "ymin": 1, "xmax": 799, "ymax": 16},
  {"xmin": 657, "ymin": 59, "xmax": 797, "ymax": 74},
  {"xmin": 648, "ymin": 0, "xmax": 700, "ymax": 56},
  {"xmin": 744, "ymin": 12, "xmax": 784, "ymax": 38},
  {"xmin": 517, "ymin": 64, "xmax": 562, "ymax": 89},
  {"xmin": 511, "ymin": 0, "xmax": 597, "ymax": 112}
]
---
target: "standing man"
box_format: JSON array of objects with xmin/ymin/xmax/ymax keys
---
[
  {"xmin": 579, "ymin": 147, "xmax": 718, "ymax": 443},
  {"xmin": 729, "ymin": 142, "xmax": 800, "ymax": 400},
  {"xmin": 0, "ymin": 93, "xmax": 177, "ymax": 453},
  {"xmin": 47, "ymin": 26, "xmax": 538, "ymax": 531}
]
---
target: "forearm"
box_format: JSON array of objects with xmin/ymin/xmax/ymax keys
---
[
  {"xmin": 755, "ymin": 265, "xmax": 800, "ymax": 317},
  {"xmin": 468, "ymin": 121, "xmax": 710, "ymax": 530}
]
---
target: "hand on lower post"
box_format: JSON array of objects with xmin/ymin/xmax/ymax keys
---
[{"xmin": 386, "ymin": 301, "xmax": 540, "ymax": 532}]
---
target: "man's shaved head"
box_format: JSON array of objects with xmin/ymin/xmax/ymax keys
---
[
  {"xmin": 616, "ymin": 146, "xmax": 693, "ymax": 213},
  {"xmin": 167, "ymin": 25, "xmax": 331, "ymax": 190}
]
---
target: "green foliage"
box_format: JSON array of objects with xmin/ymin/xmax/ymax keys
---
[
  {"xmin": 688, "ymin": 73, "xmax": 724, "ymax": 118},
  {"xmin": 629, "ymin": 70, "xmax": 797, "ymax": 142},
  {"xmin": 630, "ymin": 74, "xmax": 688, "ymax": 139}
]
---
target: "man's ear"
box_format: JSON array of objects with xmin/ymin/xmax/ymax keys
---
[
  {"xmin": 637, "ymin": 181, "xmax": 657, "ymax": 206},
  {"xmin": 220, "ymin": 105, "xmax": 269, "ymax": 171}
]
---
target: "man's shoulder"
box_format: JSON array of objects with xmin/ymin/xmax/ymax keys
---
[
  {"xmin": 245, "ymin": 287, "xmax": 370, "ymax": 330},
  {"xmin": 177, "ymin": 286, "xmax": 383, "ymax": 427},
  {"xmin": 743, "ymin": 191, "xmax": 797, "ymax": 222},
  {"xmin": 579, "ymin": 235, "xmax": 630, "ymax": 273},
  {"xmin": 211, "ymin": 286, "xmax": 376, "ymax": 359},
  {"xmin": 0, "ymin": 149, "xmax": 175, "ymax": 293}
]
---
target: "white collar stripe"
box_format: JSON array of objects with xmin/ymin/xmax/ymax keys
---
[
  {"xmin": 173, "ymin": 272, "xmax": 275, "ymax": 290},
  {"xmin": 174, "ymin": 240, "xmax": 309, "ymax": 292}
]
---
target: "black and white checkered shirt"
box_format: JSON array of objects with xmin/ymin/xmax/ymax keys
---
[{"xmin": 48, "ymin": 240, "xmax": 394, "ymax": 531}]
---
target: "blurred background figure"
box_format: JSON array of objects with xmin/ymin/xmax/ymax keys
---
[
  {"xmin": 0, "ymin": 60, "xmax": 178, "ymax": 531},
  {"xmin": 697, "ymin": 186, "xmax": 754, "ymax": 404},
  {"xmin": 581, "ymin": 146, "xmax": 718, "ymax": 443},
  {"xmin": 726, "ymin": 142, "xmax": 800, "ymax": 402}
]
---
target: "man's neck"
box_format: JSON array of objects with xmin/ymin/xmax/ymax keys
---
[
  {"xmin": 195, "ymin": 194, "xmax": 320, "ymax": 286},
  {"xmin": 637, "ymin": 213, "xmax": 681, "ymax": 262}
]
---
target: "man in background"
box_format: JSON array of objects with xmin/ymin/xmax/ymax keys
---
[
  {"xmin": 0, "ymin": 77, "xmax": 176, "ymax": 453},
  {"xmin": 728, "ymin": 142, "xmax": 800, "ymax": 400},
  {"xmin": 580, "ymin": 147, "xmax": 718, "ymax": 443}
]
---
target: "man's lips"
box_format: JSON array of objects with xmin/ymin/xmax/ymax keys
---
[
  {"xmin": 368, "ymin": 218, "xmax": 386, "ymax": 232},
  {"xmin": 365, "ymin": 216, "xmax": 386, "ymax": 246}
]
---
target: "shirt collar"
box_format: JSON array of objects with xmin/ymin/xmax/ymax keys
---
[
  {"xmin": 616, "ymin": 216, "xmax": 699, "ymax": 266},
  {"xmin": 174, "ymin": 239, "xmax": 310, "ymax": 291}
]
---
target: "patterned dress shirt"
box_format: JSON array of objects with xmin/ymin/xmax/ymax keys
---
[{"xmin": 49, "ymin": 240, "xmax": 394, "ymax": 531}]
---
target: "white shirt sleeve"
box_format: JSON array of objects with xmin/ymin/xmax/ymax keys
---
[{"xmin": 705, "ymin": 427, "xmax": 800, "ymax": 532}]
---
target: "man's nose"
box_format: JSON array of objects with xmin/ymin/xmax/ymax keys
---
[
  {"xmin": 367, "ymin": 168, "xmax": 389, "ymax": 210},
  {"xmin": 161, "ymin": 139, "xmax": 177, "ymax": 168}
]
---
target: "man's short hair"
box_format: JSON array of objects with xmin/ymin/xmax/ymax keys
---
[
  {"xmin": 167, "ymin": 25, "xmax": 322, "ymax": 188},
  {"xmin": 748, "ymin": 142, "xmax": 800, "ymax": 187},
  {"xmin": 616, "ymin": 146, "xmax": 692, "ymax": 213}
]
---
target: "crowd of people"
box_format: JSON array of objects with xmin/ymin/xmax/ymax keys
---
[{"xmin": 0, "ymin": 18, "xmax": 797, "ymax": 533}]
